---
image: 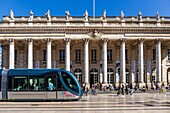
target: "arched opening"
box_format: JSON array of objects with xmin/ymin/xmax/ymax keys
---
[
  {"xmin": 167, "ymin": 68, "xmax": 170, "ymax": 85},
  {"xmin": 151, "ymin": 68, "xmax": 156, "ymax": 84},
  {"xmin": 107, "ymin": 68, "xmax": 114, "ymax": 85},
  {"xmin": 74, "ymin": 68, "xmax": 82, "ymax": 84},
  {"xmin": 90, "ymin": 68, "xmax": 98, "ymax": 87}
]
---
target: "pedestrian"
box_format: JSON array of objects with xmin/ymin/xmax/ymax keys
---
[
  {"xmin": 121, "ymin": 84, "xmax": 125, "ymax": 97},
  {"xmin": 125, "ymin": 84, "xmax": 129, "ymax": 95},
  {"xmin": 129, "ymin": 83, "xmax": 134, "ymax": 95}
]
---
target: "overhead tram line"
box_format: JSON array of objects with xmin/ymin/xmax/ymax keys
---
[{"xmin": 1, "ymin": 68, "xmax": 82, "ymax": 101}]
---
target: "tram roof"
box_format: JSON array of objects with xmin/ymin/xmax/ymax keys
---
[{"xmin": 7, "ymin": 68, "xmax": 61, "ymax": 76}]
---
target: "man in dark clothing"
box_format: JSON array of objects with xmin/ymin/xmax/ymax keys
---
[{"xmin": 121, "ymin": 84, "xmax": 125, "ymax": 97}]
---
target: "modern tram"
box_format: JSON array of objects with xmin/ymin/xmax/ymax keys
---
[{"xmin": 0, "ymin": 68, "xmax": 82, "ymax": 101}]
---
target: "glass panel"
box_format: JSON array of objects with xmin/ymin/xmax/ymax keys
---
[
  {"xmin": 153, "ymin": 49, "xmax": 156, "ymax": 60},
  {"xmin": 0, "ymin": 76, "xmax": 1, "ymax": 91},
  {"xmin": 29, "ymin": 77, "xmax": 45, "ymax": 91},
  {"xmin": 13, "ymin": 76, "xmax": 28, "ymax": 91},
  {"xmin": 168, "ymin": 49, "xmax": 170, "ymax": 60},
  {"xmin": 61, "ymin": 71, "xmax": 78, "ymax": 93},
  {"xmin": 47, "ymin": 76, "xmax": 56, "ymax": 91}
]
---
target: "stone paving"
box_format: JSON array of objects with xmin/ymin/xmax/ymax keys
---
[{"xmin": 0, "ymin": 92, "xmax": 170, "ymax": 113}]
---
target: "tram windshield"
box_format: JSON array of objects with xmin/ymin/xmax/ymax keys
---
[{"xmin": 61, "ymin": 71, "xmax": 79, "ymax": 94}]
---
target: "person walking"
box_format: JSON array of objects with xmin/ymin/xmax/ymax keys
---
[
  {"xmin": 121, "ymin": 84, "xmax": 125, "ymax": 97},
  {"xmin": 129, "ymin": 83, "xmax": 134, "ymax": 95}
]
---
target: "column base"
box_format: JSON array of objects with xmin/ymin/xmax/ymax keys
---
[
  {"xmin": 146, "ymin": 83, "xmax": 152, "ymax": 89},
  {"xmin": 156, "ymin": 82, "xmax": 162, "ymax": 89},
  {"xmin": 130, "ymin": 82, "xmax": 136, "ymax": 88},
  {"xmin": 138, "ymin": 82, "xmax": 146, "ymax": 89}
]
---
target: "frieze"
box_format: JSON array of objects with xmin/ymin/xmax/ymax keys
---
[{"xmin": 0, "ymin": 27, "xmax": 170, "ymax": 34}]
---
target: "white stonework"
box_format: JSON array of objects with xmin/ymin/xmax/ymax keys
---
[{"xmin": 1, "ymin": 12, "xmax": 170, "ymax": 87}]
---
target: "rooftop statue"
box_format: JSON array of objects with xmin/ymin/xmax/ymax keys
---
[
  {"xmin": 120, "ymin": 10, "xmax": 124, "ymax": 20},
  {"xmin": 138, "ymin": 11, "xmax": 142, "ymax": 21},
  {"xmin": 10, "ymin": 9, "xmax": 15, "ymax": 20},
  {"xmin": 28, "ymin": 10, "xmax": 34, "ymax": 21},
  {"xmin": 84, "ymin": 10, "xmax": 88, "ymax": 21},
  {"xmin": 65, "ymin": 10, "xmax": 70, "ymax": 20},
  {"xmin": 45, "ymin": 10, "xmax": 51, "ymax": 21},
  {"xmin": 102, "ymin": 10, "xmax": 106, "ymax": 21},
  {"xmin": 156, "ymin": 11, "xmax": 160, "ymax": 21}
]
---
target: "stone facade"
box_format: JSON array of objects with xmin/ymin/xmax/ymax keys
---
[{"xmin": 1, "ymin": 11, "xmax": 170, "ymax": 88}]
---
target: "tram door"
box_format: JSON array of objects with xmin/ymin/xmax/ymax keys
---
[{"xmin": 46, "ymin": 75, "xmax": 57, "ymax": 99}]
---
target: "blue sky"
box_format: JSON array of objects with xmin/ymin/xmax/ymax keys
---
[{"xmin": 0, "ymin": 0, "xmax": 170, "ymax": 19}]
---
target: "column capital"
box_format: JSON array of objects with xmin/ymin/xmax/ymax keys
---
[
  {"xmin": 26, "ymin": 38, "xmax": 33, "ymax": 43},
  {"xmin": 64, "ymin": 38, "xmax": 71, "ymax": 43},
  {"xmin": 138, "ymin": 38, "xmax": 145, "ymax": 43},
  {"xmin": 101, "ymin": 38, "xmax": 108, "ymax": 43},
  {"xmin": 156, "ymin": 38, "xmax": 163, "ymax": 43},
  {"xmin": 45, "ymin": 38, "xmax": 52, "ymax": 42},
  {"xmin": 120, "ymin": 38, "xmax": 127, "ymax": 43},
  {"xmin": 7, "ymin": 38, "xmax": 14, "ymax": 43},
  {"xmin": 83, "ymin": 38, "xmax": 89, "ymax": 43}
]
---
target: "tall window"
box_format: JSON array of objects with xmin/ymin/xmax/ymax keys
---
[
  {"xmin": 168, "ymin": 49, "xmax": 170, "ymax": 61},
  {"xmin": 153, "ymin": 49, "xmax": 156, "ymax": 60},
  {"xmin": 107, "ymin": 49, "xmax": 112, "ymax": 61},
  {"xmin": 15, "ymin": 50, "xmax": 17, "ymax": 62},
  {"xmin": 59, "ymin": 49, "xmax": 65, "ymax": 61},
  {"xmin": 125, "ymin": 49, "xmax": 128, "ymax": 61},
  {"xmin": 91, "ymin": 49, "xmax": 97, "ymax": 61},
  {"xmin": 43, "ymin": 50, "xmax": 46, "ymax": 61},
  {"xmin": 75, "ymin": 49, "xmax": 81, "ymax": 61}
]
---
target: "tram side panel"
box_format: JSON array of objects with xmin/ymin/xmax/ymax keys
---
[{"xmin": 7, "ymin": 70, "xmax": 80, "ymax": 100}]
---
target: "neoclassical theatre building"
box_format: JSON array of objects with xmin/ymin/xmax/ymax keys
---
[{"xmin": 0, "ymin": 10, "xmax": 170, "ymax": 87}]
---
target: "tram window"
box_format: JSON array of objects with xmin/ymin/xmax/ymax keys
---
[
  {"xmin": 13, "ymin": 76, "xmax": 28, "ymax": 91},
  {"xmin": 0, "ymin": 76, "xmax": 1, "ymax": 91},
  {"xmin": 29, "ymin": 77, "xmax": 45, "ymax": 91},
  {"xmin": 47, "ymin": 77, "xmax": 56, "ymax": 91},
  {"xmin": 57, "ymin": 77, "xmax": 66, "ymax": 91},
  {"xmin": 61, "ymin": 71, "xmax": 78, "ymax": 93}
]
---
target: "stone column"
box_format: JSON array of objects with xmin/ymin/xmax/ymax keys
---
[
  {"xmin": 102, "ymin": 38, "xmax": 108, "ymax": 84},
  {"xmin": 156, "ymin": 38, "xmax": 162, "ymax": 85},
  {"xmin": 120, "ymin": 38, "xmax": 126, "ymax": 84},
  {"xmin": 64, "ymin": 38, "xmax": 71, "ymax": 71},
  {"xmin": 8, "ymin": 38, "xmax": 15, "ymax": 69},
  {"xmin": 83, "ymin": 38, "xmax": 89, "ymax": 84},
  {"xmin": 138, "ymin": 38, "xmax": 145, "ymax": 88},
  {"xmin": 161, "ymin": 46, "xmax": 167, "ymax": 86},
  {"xmin": 27, "ymin": 38, "xmax": 33, "ymax": 69},
  {"xmin": 131, "ymin": 46, "xmax": 136, "ymax": 86},
  {"xmin": 46, "ymin": 38, "xmax": 52, "ymax": 69},
  {"xmin": 146, "ymin": 45, "xmax": 152, "ymax": 88}
]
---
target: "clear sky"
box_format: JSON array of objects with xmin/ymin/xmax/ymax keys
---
[{"xmin": 0, "ymin": 0, "xmax": 170, "ymax": 19}]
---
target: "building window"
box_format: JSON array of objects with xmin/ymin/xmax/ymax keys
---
[
  {"xmin": 107, "ymin": 49, "xmax": 112, "ymax": 61},
  {"xmin": 107, "ymin": 68, "xmax": 114, "ymax": 84},
  {"xmin": 75, "ymin": 49, "xmax": 81, "ymax": 61},
  {"xmin": 43, "ymin": 50, "xmax": 46, "ymax": 61},
  {"xmin": 168, "ymin": 49, "xmax": 170, "ymax": 61},
  {"xmin": 91, "ymin": 49, "xmax": 97, "ymax": 61},
  {"xmin": 59, "ymin": 49, "xmax": 65, "ymax": 61},
  {"xmin": 125, "ymin": 49, "xmax": 128, "ymax": 61},
  {"xmin": 15, "ymin": 50, "xmax": 17, "ymax": 62},
  {"xmin": 153, "ymin": 49, "xmax": 156, "ymax": 61}
]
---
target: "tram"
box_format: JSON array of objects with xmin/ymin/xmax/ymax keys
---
[
  {"xmin": 0, "ymin": 69, "xmax": 2, "ymax": 99},
  {"xmin": 1, "ymin": 68, "xmax": 82, "ymax": 101}
]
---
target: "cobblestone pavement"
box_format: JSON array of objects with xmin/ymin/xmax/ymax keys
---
[{"xmin": 0, "ymin": 92, "xmax": 170, "ymax": 113}]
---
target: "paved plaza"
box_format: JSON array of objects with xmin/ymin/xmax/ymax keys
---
[{"xmin": 0, "ymin": 92, "xmax": 170, "ymax": 113}]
